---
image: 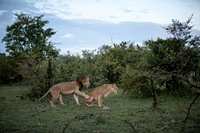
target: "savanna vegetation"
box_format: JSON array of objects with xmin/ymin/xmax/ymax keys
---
[{"xmin": 0, "ymin": 13, "xmax": 200, "ymax": 132}]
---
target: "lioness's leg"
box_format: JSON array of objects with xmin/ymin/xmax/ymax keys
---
[
  {"xmin": 59, "ymin": 94, "xmax": 64, "ymax": 105},
  {"xmin": 84, "ymin": 101, "xmax": 94, "ymax": 107},
  {"xmin": 98, "ymin": 95, "xmax": 103, "ymax": 107},
  {"xmin": 85, "ymin": 96, "xmax": 93, "ymax": 103},
  {"xmin": 73, "ymin": 93, "xmax": 80, "ymax": 105},
  {"xmin": 84, "ymin": 97, "xmax": 94, "ymax": 107}
]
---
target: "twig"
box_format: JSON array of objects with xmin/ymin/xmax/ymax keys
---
[
  {"xmin": 124, "ymin": 119, "xmax": 137, "ymax": 133},
  {"xmin": 180, "ymin": 94, "xmax": 199, "ymax": 133},
  {"xmin": 63, "ymin": 120, "xmax": 72, "ymax": 133},
  {"xmin": 34, "ymin": 107, "xmax": 41, "ymax": 126}
]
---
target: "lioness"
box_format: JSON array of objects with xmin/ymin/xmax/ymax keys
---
[
  {"xmin": 84, "ymin": 84, "xmax": 118, "ymax": 109},
  {"xmin": 39, "ymin": 75, "xmax": 90, "ymax": 107}
]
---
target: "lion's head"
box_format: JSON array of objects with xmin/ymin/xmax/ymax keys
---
[
  {"xmin": 76, "ymin": 75, "xmax": 90, "ymax": 87},
  {"xmin": 111, "ymin": 84, "xmax": 118, "ymax": 94}
]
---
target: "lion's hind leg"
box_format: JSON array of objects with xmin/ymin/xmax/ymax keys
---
[
  {"xmin": 50, "ymin": 89, "xmax": 60, "ymax": 107},
  {"xmin": 50, "ymin": 100, "xmax": 56, "ymax": 107},
  {"xmin": 97, "ymin": 95, "xmax": 103, "ymax": 107}
]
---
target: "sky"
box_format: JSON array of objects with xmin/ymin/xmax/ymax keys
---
[{"xmin": 0, "ymin": 0, "xmax": 200, "ymax": 55}]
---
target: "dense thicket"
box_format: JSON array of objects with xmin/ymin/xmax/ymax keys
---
[{"xmin": 1, "ymin": 13, "xmax": 199, "ymax": 99}]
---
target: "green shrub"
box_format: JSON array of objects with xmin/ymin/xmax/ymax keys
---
[{"xmin": 120, "ymin": 66, "xmax": 152, "ymax": 98}]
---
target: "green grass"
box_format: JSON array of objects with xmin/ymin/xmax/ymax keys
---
[{"xmin": 0, "ymin": 84, "xmax": 200, "ymax": 133}]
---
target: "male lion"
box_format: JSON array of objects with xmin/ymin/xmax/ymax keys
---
[
  {"xmin": 39, "ymin": 75, "xmax": 90, "ymax": 107},
  {"xmin": 84, "ymin": 84, "xmax": 118, "ymax": 109}
]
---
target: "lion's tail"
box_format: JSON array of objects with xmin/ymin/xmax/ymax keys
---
[{"xmin": 39, "ymin": 91, "xmax": 50, "ymax": 101}]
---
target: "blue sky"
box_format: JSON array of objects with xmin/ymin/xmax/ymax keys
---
[{"xmin": 0, "ymin": 0, "xmax": 200, "ymax": 54}]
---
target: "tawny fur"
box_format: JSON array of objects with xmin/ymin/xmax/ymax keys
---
[
  {"xmin": 84, "ymin": 84, "xmax": 118, "ymax": 108},
  {"xmin": 39, "ymin": 76, "xmax": 90, "ymax": 107}
]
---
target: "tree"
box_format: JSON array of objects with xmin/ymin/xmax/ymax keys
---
[
  {"xmin": 119, "ymin": 45, "xmax": 152, "ymax": 99},
  {"xmin": 82, "ymin": 50, "xmax": 104, "ymax": 86},
  {"xmin": 145, "ymin": 15, "xmax": 200, "ymax": 94},
  {"xmin": 164, "ymin": 15, "xmax": 193, "ymax": 40},
  {"xmin": 2, "ymin": 12, "xmax": 59, "ymax": 98},
  {"xmin": 100, "ymin": 41, "xmax": 136, "ymax": 83},
  {"xmin": 2, "ymin": 12, "xmax": 58, "ymax": 60}
]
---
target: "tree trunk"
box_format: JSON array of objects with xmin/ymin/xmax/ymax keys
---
[
  {"xmin": 150, "ymin": 79, "xmax": 157, "ymax": 110},
  {"xmin": 46, "ymin": 57, "xmax": 53, "ymax": 92}
]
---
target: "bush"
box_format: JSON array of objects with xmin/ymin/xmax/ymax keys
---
[
  {"xmin": 18, "ymin": 55, "xmax": 53, "ymax": 99},
  {"xmin": 120, "ymin": 66, "xmax": 152, "ymax": 98}
]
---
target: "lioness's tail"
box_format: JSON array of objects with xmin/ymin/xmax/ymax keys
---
[{"xmin": 39, "ymin": 91, "xmax": 50, "ymax": 101}]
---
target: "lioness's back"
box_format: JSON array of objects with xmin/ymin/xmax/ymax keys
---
[{"xmin": 87, "ymin": 84, "xmax": 111, "ymax": 99}]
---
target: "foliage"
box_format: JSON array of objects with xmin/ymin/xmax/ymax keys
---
[
  {"xmin": 99, "ymin": 41, "xmax": 139, "ymax": 83},
  {"xmin": 1, "ymin": 13, "xmax": 199, "ymax": 99},
  {"xmin": 0, "ymin": 53, "xmax": 21, "ymax": 84},
  {"xmin": 2, "ymin": 13, "xmax": 59, "ymax": 98},
  {"xmin": 120, "ymin": 65, "xmax": 151, "ymax": 98},
  {"xmin": 163, "ymin": 15, "xmax": 193, "ymax": 40},
  {"xmin": 2, "ymin": 12, "xmax": 58, "ymax": 59},
  {"xmin": 145, "ymin": 15, "xmax": 200, "ymax": 94},
  {"xmin": 53, "ymin": 54, "xmax": 82, "ymax": 83},
  {"xmin": 53, "ymin": 50, "xmax": 106, "ymax": 87}
]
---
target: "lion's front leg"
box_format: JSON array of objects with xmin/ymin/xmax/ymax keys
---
[
  {"xmin": 73, "ymin": 93, "xmax": 80, "ymax": 105},
  {"xmin": 74, "ymin": 89, "xmax": 89, "ymax": 99},
  {"xmin": 59, "ymin": 94, "xmax": 64, "ymax": 105}
]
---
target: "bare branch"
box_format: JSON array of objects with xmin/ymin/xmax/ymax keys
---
[
  {"xmin": 124, "ymin": 119, "xmax": 137, "ymax": 133},
  {"xmin": 180, "ymin": 94, "xmax": 199, "ymax": 133}
]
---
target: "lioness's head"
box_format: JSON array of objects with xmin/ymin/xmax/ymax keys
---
[
  {"xmin": 76, "ymin": 75, "xmax": 90, "ymax": 87},
  {"xmin": 111, "ymin": 84, "xmax": 118, "ymax": 94}
]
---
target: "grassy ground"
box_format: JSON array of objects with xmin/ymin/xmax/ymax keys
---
[{"xmin": 0, "ymin": 84, "xmax": 200, "ymax": 133}]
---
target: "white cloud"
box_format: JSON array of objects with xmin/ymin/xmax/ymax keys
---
[
  {"xmin": 0, "ymin": 10, "xmax": 8, "ymax": 15},
  {"xmin": 0, "ymin": 10, "xmax": 8, "ymax": 29},
  {"xmin": 61, "ymin": 33, "xmax": 73, "ymax": 39},
  {"xmin": 26, "ymin": 0, "xmax": 200, "ymax": 29}
]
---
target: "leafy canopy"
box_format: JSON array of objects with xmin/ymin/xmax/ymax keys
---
[{"xmin": 2, "ymin": 12, "xmax": 58, "ymax": 59}]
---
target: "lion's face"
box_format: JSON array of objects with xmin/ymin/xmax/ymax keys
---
[
  {"xmin": 82, "ymin": 77, "xmax": 90, "ymax": 87},
  {"xmin": 111, "ymin": 84, "xmax": 118, "ymax": 94}
]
